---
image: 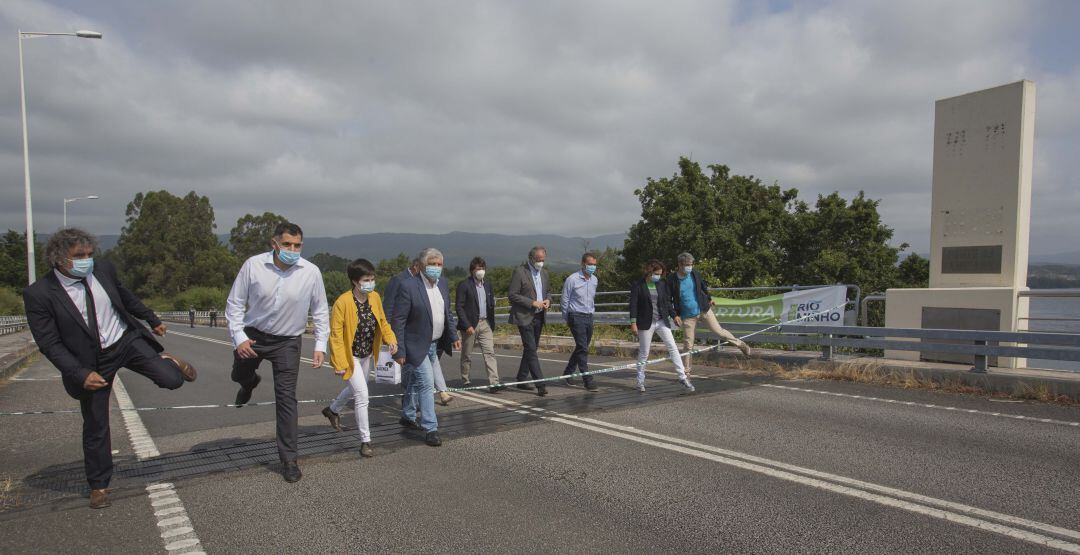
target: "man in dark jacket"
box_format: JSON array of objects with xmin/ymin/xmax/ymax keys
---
[
  {"xmin": 23, "ymin": 228, "xmax": 196, "ymax": 509},
  {"xmin": 507, "ymin": 246, "xmax": 550, "ymax": 396},
  {"xmin": 667, "ymin": 252, "xmax": 750, "ymax": 374},
  {"xmin": 392, "ymin": 248, "xmax": 460, "ymax": 446},
  {"xmin": 455, "ymin": 256, "xmax": 502, "ymax": 392}
]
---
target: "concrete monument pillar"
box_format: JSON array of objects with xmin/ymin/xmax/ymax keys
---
[{"xmin": 885, "ymin": 80, "xmax": 1035, "ymax": 368}]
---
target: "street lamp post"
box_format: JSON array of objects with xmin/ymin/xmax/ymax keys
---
[
  {"xmin": 18, "ymin": 29, "xmax": 102, "ymax": 284},
  {"xmin": 63, "ymin": 195, "xmax": 100, "ymax": 228}
]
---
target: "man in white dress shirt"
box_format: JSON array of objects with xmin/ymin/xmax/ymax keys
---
[{"xmin": 226, "ymin": 222, "xmax": 329, "ymax": 483}]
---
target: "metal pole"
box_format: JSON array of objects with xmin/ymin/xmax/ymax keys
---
[{"xmin": 18, "ymin": 31, "xmax": 36, "ymax": 284}]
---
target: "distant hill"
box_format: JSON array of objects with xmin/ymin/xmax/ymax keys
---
[
  {"xmin": 1030, "ymin": 251, "xmax": 1080, "ymax": 265},
  {"xmin": 93, "ymin": 231, "xmax": 626, "ymax": 271}
]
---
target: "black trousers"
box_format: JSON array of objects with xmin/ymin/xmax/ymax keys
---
[
  {"xmin": 516, "ymin": 314, "xmax": 545, "ymax": 384},
  {"xmin": 231, "ymin": 327, "xmax": 302, "ymax": 463},
  {"xmin": 563, "ymin": 312, "xmax": 594, "ymax": 385},
  {"xmin": 81, "ymin": 330, "xmax": 184, "ymax": 489}
]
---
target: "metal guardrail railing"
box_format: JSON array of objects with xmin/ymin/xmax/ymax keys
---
[
  {"xmin": 495, "ymin": 283, "xmax": 861, "ymax": 321},
  {"xmin": 0, "ymin": 316, "xmax": 29, "ymax": 336}
]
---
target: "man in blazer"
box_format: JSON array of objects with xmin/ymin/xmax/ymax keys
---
[
  {"xmin": 507, "ymin": 246, "xmax": 551, "ymax": 396},
  {"xmin": 386, "ymin": 258, "xmax": 455, "ymax": 407},
  {"xmin": 392, "ymin": 248, "xmax": 460, "ymax": 446},
  {"xmin": 455, "ymin": 256, "xmax": 501, "ymax": 392},
  {"xmin": 23, "ymin": 228, "xmax": 196, "ymax": 509}
]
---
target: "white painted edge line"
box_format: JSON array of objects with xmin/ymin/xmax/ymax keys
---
[
  {"xmin": 759, "ymin": 383, "xmax": 1080, "ymax": 428},
  {"xmin": 113, "ymin": 377, "xmax": 206, "ymax": 554},
  {"xmin": 455, "ymin": 390, "xmax": 1080, "ymax": 552}
]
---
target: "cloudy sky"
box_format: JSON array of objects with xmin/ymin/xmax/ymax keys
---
[{"xmin": 1, "ymin": 0, "xmax": 1077, "ymax": 255}]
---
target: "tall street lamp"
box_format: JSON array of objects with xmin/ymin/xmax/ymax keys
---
[
  {"xmin": 63, "ymin": 195, "xmax": 100, "ymax": 227},
  {"xmin": 19, "ymin": 29, "xmax": 103, "ymax": 284}
]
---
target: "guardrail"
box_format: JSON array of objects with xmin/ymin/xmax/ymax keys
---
[
  {"xmin": 1017, "ymin": 288, "xmax": 1080, "ymax": 332},
  {"xmin": 0, "ymin": 316, "xmax": 28, "ymax": 336},
  {"xmin": 495, "ymin": 284, "xmax": 861, "ymax": 321}
]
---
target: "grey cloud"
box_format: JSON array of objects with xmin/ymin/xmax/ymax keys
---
[{"xmin": 1, "ymin": 0, "xmax": 1077, "ymax": 257}]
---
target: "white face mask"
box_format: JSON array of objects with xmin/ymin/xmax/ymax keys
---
[
  {"xmin": 474, "ymin": 269, "xmax": 486, "ymax": 281},
  {"xmin": 533, "ymin": 261, "xmax": 544, "ymax": 270},
  {"xmin": 683, "ymin": 266, "xmax": 693, "ymax": 274}
]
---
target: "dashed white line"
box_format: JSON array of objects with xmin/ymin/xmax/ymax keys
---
[
  {"xmin": 113, "ymin": 377, "xmax": 206, "ymax": 554},
  {"xmin": 760, "ymin": 384, "xmax": 1080, "ymax": 428}
]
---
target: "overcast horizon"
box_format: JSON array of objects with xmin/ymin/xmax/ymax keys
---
[{"xmin": 2, "ymin": 1, "xmax": 1078, "ymax": 256}]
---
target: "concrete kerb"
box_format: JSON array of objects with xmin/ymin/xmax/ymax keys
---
[
  {"xmin": 492, "ymin": 334, "xmax": 1080, "ymax": 402},
  {"xmin": 0, "ymin": 331, "xmax": 38, "ymax": 382}
]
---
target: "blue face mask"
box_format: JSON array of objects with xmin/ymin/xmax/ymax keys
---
[
  {"xmin": 424, "ymin": 266, "xmax": 442, "ymax": 281},
  {"xmin": 69, "ymin": 257, "xmax": 94, "ymax": 278},
  {"xmin": 358, "ymin": 281, "xmax": 376, "ymax": 294},
  {"xmin": 584, "ymin": 265, "xmax": 597, "ymax": 275},
  {"xmin": 650, "ymin": 274, "xmax": 661, "ymax": 283},
  {"xmin": 277, "ymin": 249, "xmax": 301, "ymax": 266}
]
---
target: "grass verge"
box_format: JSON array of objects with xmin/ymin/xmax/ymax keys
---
[{"xmin": 733, "ymin": 357, "xmax": 1076, "ymax": 406}]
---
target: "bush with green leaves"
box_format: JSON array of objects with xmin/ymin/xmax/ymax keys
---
[
  {"xmin": 171, "ymin": 287, "xmax": 229, "ymax": 311},
  {"xmin": 0, "ymin": 287, "xmax": 24, "ymax": 315}
]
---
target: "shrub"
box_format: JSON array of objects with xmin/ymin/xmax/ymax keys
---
[
  {"xmin": 171, "ymin": 287, "xmax": 229, "ymax": 311},
  {"xmin": 0, "ymin": 287, "xmax": 24, "ymax": 315}
]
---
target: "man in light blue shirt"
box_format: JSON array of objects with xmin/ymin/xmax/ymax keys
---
[{"xmin": 561, "ymin": 252, "xmax": 599, "ymax": 391}]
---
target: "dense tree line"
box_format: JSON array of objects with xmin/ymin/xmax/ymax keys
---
[{"xmin": 2, "ymin": 157, "xmax": 980, "ymax": 315}]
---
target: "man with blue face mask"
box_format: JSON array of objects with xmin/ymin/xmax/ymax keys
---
[
  {"xmin": 392, "ymin": 247, "xmax": 460, "ymax": 447},
  {"xmin": 23, "ymin": 228, "xmax": 197, "ymax": 509},
  {"xmin": 226, "ymin": 222, "xmax": 329, "ymax": 483},
  {"xmin": 561, "ymin": 252, "xmax": 599, "ymax": 391}
]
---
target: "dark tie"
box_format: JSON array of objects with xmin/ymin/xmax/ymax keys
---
[{"xmin": 78, "ymin": 278, "xmax": 101, "ymax": 348}]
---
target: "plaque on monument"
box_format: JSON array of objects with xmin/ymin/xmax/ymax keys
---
[{"xmin": 940, "ymin": 245, "xmax": 1003, "ymax": 274}]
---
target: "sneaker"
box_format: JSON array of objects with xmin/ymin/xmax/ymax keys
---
[
  {"xmin": 359, "ymin": 442, "xmax": 374, "ymax": 458},
  {"xmin": 584, "ymin": 382, "xmax": 599, "ymax": 392},
  {"xmin": 680, "ymin": 379, "xmax": 696, "ymax": 393},
  {"xmin": 321, "ymin": 407, "xmax": 343, "ymax": 431},
  {"xmin": 636, "ymin": 383, "xmax": 646, "ymax": 393}
]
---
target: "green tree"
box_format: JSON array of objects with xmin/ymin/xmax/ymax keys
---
[
  {"xmin": 322, "ymin": 270, "xmax": 351, "ymax": 307},
  {"xmin": 621, "ymin": 157, "xmax": 912, "ymax": 308},
  {"xmin": 0, "ymin": 230, "xmax": 47, "ymax": 288},
  {"xmin": 230, "ymin": 212, "xmax": 288, "ymax": 260},
  {"xmin": 784, "ymin": 191, "xmax": 904, "ymax": 295},
  {"xmin": 896, "ymin": 252, "xmax": 930, "ymax": 289},
  {"xmin": 114, "ymin": 190, "xmax": 227, "ymax": 297},
  {"xmin": 620, "ymin": 157, "xmax": 798, "ymax": 288},
  {"xmin": 310, "ymin": 252, "xmax": 349, "ymax": 273}
]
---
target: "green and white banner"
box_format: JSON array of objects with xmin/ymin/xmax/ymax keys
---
[{"xmin": 711, "ymin": 286, "xmax": 847, "ymax": 326}]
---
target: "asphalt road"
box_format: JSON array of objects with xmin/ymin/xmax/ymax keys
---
[{"xmin": 1, "ymin": 324, "xmax": 1079, "ymax": 553}]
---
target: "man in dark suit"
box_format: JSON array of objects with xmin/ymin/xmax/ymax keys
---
[
  {"xmin": 455, "ymin": 256, "xmax": 502, "ymax": 392},
  {"xmin": 507, "ymin": 246, "xmax": 551, "ymax": 396},
  {"xmin": 23, "ymin": 228, "xmax": 197, "ymax": 509},
  {"xmin": 392, "ymin": 248, "xmax": 460, "ymax": 446}
]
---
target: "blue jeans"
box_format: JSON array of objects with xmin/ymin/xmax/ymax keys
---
[{"xmin": 402, "ymin": 342, "xmax": 438, "ymax": 432}]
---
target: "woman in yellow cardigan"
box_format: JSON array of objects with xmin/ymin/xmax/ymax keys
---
[{"xmin": 322, "ymin": 259, "xmax": 397, "ymax": 458}]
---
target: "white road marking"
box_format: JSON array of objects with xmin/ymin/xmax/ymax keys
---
[
  {"xmin": 113, "ymin": 377, "xmax": 206, "ymax": 554},
  {"xmin": 456, "ymin": 390, "xmax": 1080, "ymax": 552},
  {"xmin": 760, "ymin": 384, "xmax": 1080, "ymax": 428}
]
